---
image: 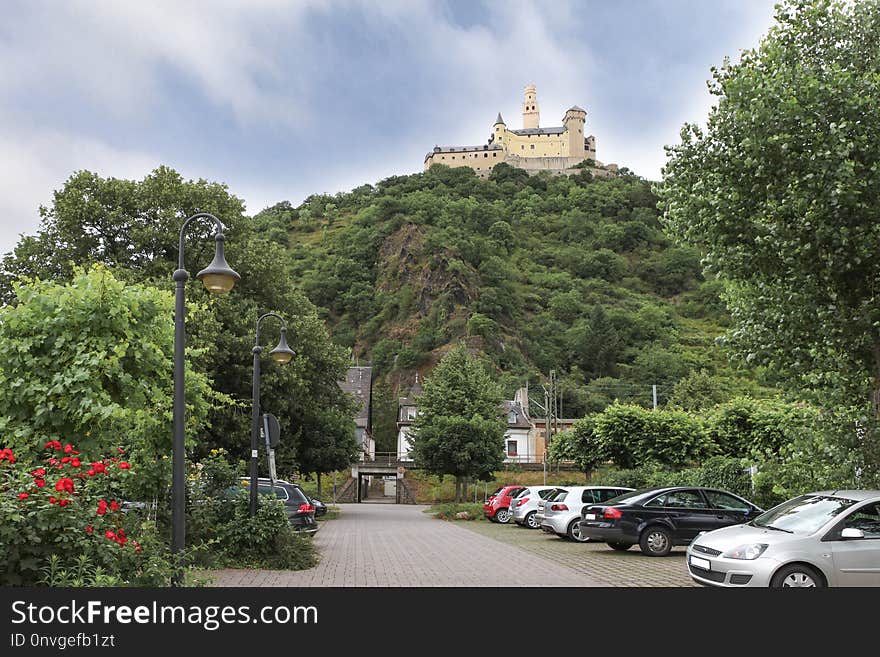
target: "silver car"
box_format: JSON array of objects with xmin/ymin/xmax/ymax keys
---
[
  {"xmin": 687, "ymin": 489, "xmax": 880, "ymax": 587},
  {"xmin": 539, "ymin": 486, "xmax": 634, "ymax": 542},
  {"xmin": 511, "ymin": 486, "xmax": 567, "ymax": 529}
]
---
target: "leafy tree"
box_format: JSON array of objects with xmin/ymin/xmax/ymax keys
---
[
  {"xmin": 0, "ymin": 167, "xmax": 357, "ymax": 479},
  {"xmin": 593, "ymin": 403, "xmax": 711, "ymax": 468},
  {"xmin": 667, "ymin": 370, "xmax": 732, "ymax": 411},
  {"xmin": 410, "ymin": 344, "xmax": 505, "ymax": 501},
  {"xmin": 658, "ymin": 0, "xmax": 880, "ymax": 422},
  {"xmin": 548, "ymin": 417, "xmax": 606, "ymax": 477},
  {"xmin": 0, "ymin": 265, "xmax": 216, "ymax": 499}
]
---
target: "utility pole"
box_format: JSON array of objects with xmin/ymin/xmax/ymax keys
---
[
  {"xmin": 533, "ymin": 370, "xmax": 558, "ymax": 485},
  {"xmin": 652, "ymin": 384, "xmax": 658, "ymax": 410}
]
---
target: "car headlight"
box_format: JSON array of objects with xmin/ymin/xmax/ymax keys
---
[{"xmin": 722, "ymin": 543, "xmax": 769, "ymax": 560}]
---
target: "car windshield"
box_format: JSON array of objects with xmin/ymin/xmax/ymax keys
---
[
  {"xmin": 602, "ymin": 488, "xmax": 655, "ymax": 504},
  {"xmin": 751, "ymin": 494, "xmax": 858, "ymax": 535},
  {"xmin": 488, "ymin": 487, "xmax": 504, "ymax": 497}
]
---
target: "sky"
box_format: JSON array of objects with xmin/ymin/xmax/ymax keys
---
[{"xmin": 0, "ymin": 0, "xmax": 778, "ymax": 255}]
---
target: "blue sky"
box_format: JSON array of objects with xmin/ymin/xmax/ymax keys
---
[{"xmin": 0, "ymin": 0, "xmax": 777, "ymax": 254}]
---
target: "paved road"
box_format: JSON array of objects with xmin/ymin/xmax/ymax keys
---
[{"xmin": 211, "ymin": 503, "xmax": 604, "ymax": 587}]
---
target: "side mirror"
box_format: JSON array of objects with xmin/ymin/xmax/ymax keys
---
[{"xmin": 841, "ymin": 527, "xmax": 865, "ymax": 540}]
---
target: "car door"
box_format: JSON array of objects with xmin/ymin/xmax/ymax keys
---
[
  {"xmin": 827, "ymin": 502, "xmax": 880, "ymax": 586},
  {"xmin": 661, "ymin": 489, "xmax": 716, "ymax": 542},
  {"xmin": 703, "ymin": 490, "xmax": 757, "ymax": 528}
]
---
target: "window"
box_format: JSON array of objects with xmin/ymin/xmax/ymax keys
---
[
  {"xmin": 841, "ymin": 503, "xmax": 880, "ymax": 538},
  {"xmin": 257, "ymin": 484, "xmax": 289, "ymax": 500},
  {"xmin": 530, "ymin": 144, "xmax": 535, "ymax": 150},
  {"xmin": 506, "ymin": 440, "xmax": 518, "ymax": 457},
  {"xmin": 406, "ymin": 407, "xmax": 416, "ymax": 421},
  {"xmin": 705, "ymin": 490, "xmax": 751, "ymax": 512},
  {"xmin": 645, "ymin": 494, "xmax": 667, "ymax": 508},
  {"xmin": 521, "ymin": 145, "xmax": 524, "ymax": 150},
  {"xmin": 665, "ymin": 490, "xmax": 709, "ymax": 508},
  {"xmin": 484, "ymin": 153, "xmax": 488, "ymax": 157},
  {"xmin": 582, "ymin": 489, "xmax": 599, "ymax": 504},
  {"xmin": 507, "ymin": 411, "xmax": 517, "ymax": 424},
  {"xmin": 493, "ymin": 153, "xmax": 497, "ymax": 157},
  {"xmin": 538, "ymin": 488, "xmax": 559, "ymax": 499}
]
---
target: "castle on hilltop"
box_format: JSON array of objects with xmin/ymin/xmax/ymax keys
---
[{"xmin": 424, "ymin": 85, "xmax": 616, "ymax": 178}]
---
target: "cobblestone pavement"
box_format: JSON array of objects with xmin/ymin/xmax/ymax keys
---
[
  {"xmin": 460, "ymin": 518, "xmax": 696, "ymax": 587},
  {"xmin": 210, "ymin": 504, "xmax": 695, "ymax": 587}
]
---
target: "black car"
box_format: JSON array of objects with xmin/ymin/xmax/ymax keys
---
[
  {"xmin": 239, "ymin": 478, "xmax": 319, "ymax": 533},
  {"xmin": 578, "ymin": 486, "xmax": 763, "ymax": 556},
  {"xmin": 310, "ymin": 497, "xmax": 328, "ymax": 517}
]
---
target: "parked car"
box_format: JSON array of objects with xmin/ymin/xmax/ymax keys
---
[
  {"xmin": 236, "ymin": 477, "xmax": 319, "ymax": 533},
  {"xmin": 579, "ymin": 486, "xmax": 763, "ymax": 556},
  {"xmin": 511, "ymin": 486, "xmax": 567, "ymax": 529},
  {"xmin": 483, "ymin": 485, "xmax": 527, "ymax": 523},
  {"xmin": 686, "ymin": 489, "xmax": 880, "ymax": 587},
  {"xmin": 538, "ymin": 486, "xmax": 634, "ymax": 541},
  {"xmin": 311, "ymin": 497, "xmax": 328, "ymax": 517}
]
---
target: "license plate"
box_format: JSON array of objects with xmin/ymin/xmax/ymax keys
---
[
  {"xmin": 585, "ymin": 513, "xmax": 596, "ymax": 520},
  {"xmin": 689, "ymin": 555, "xmax": 711, "ymax": 571}
]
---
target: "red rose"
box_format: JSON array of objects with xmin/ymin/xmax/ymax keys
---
[
  {"xmin": 58, "ymin": 499, "xmax": 70, "ymax": 507},
  {"xmin": 18, "ymin": 492, "xmax": 28, "ymax": 500},
  {"xmin": 119, "ymin": 462, "xmax": 131, "ymax": 470},
  {"xmin": 105, "ymin": 530, "xmax": 116, "ymax": 540},
  {"xmin": 72, "ymin": 450, "xmax": 80, "ymax": 455},
  {"xmin": 61, "ymin": 457, "xmax": 71, "ymax": 464},
  {"xmin": 49, "ymin": 496, "xmax": 56, "ymax": 504},
  {"xmin": 110, "ymin": 457, "xmax": 118, "ymax": 463},
  {"xmin": 87, "ymin": 469, "xmax": 96, "ymax": 476},
  {"xmin": 54, "ymin": 478, "xmax": 74, "ymax": 493},
  {"xmin": 85, "ymin": 525, "xmax": 93, "ymax": 534},
  {"xmin": 31, "ymin": 468, "xmax": 46, "ymax": 477},
  {"xmin": 35, "ymin": 479, "xmax": 45, "ymax": 488},
  {"xmin": 91, "ymin": 462, "xmax": 106, "ymax": 474},
  {"xmin": 97, "ymin": 500, "xmax": 108, "ymax": 516},
  {"xmin": 48, "ymin": 458, "xmax": 58, "ymax": 466},
  {"xmin": 109, "ymin": 501, "xmax": 120, "ymax": 511},
  {"xmin": 63, "ymin": 444, "xmax": 73, "ymax": 454},
  {"xmin": 71, "ymin": 458, "xmax": 81, "ymax": 467},
  {"xmin": 117, "ymin": 447, "xmax": 125, "ymax": 454}
]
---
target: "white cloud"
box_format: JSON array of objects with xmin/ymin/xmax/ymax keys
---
[{"xmin": 0, "ymin": 115, "xmax": 160, "ymax": 255}]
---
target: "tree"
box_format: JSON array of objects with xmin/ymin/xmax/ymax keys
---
[
  {"xmin": 658, "ymin": 0, "xmax": 880, "ymax": 422},
  {"xmin": 547, "ymin": 417, "xmax": 606, "ymax": 478},
  {"xmin": 0, "ymin": 265, "xmax": 216, "ymax": 500},
  {"xmin": 0, "ymin": 167, "xmax": 358, "ymax": 479},
  {"xmin": 409, "ymin": 344, "xmax": 505, "ymax": 501}
]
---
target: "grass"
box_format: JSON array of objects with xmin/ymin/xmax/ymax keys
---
[
  {"xmin": 405, "ymin": 469, "xmax": 590, "ymax": 505},
  {"xmin": 423, "ymin": 502, "xmax": 486, "ymax": 521}
]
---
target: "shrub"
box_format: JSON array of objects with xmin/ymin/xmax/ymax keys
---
[{"xmin": 0, "ymin": 442, "xmax": 175, "ymax": 586}]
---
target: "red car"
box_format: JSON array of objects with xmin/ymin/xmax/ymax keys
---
[{"xmin": 483, "ymin": 485, "xmax": 527, "ymax": 524}]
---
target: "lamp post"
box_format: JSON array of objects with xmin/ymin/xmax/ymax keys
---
[
  {"xmin": 250, "ymin": 313, "xmax": 295, "ymax": 516},
  {"xmin": 172, "ymin": 212, "xmax": 240, "ymax": 580}
]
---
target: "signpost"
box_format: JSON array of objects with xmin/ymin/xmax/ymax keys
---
[{"xmin": 261, "ymin": 412, "xmax": 281, "ymax": 494}]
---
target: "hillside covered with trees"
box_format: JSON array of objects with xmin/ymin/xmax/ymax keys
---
[{"xmin": 253, "ymin": 163, "xmax": 775, "ymax": 448}]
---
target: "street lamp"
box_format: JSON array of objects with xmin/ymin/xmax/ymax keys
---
[
  {"xmin": 172, "ymin": 212, "xmax": 239, "ymax": 579},
  {"xmin": 250, "ymin": 313, "xmax": 295, "ymax": 516}
]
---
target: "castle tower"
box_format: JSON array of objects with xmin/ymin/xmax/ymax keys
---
[
  {"xmin": 493, "ymin": 112, "xmax": 506, "ymax": 146},
  {"xmin": 563, "ymin": 106, "xmax": 587, "ymax": 159},
  {"xmin": 522, "ymin": 84, "xmax": 540, "ymax": 129}
]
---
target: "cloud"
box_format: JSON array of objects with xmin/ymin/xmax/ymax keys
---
[{"xmin": 0, "ymin": 113, "xmax": 160, "ymax": 255}]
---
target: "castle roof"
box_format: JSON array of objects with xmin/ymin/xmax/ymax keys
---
[
  {"xmin": 495, "ymin": 112, "xmax": 505, "ymax": 125},
  {"xmin": 510, "ymin": 126, "xmax": 566, "ymax": 136},
  {"xmin": 567, "ymin": 105, "xmax": 586, "ymax": 113}
]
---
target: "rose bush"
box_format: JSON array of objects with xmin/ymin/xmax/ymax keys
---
[{"xmin": 0, "ymin": 442, "xmax": 174, "ymax": 586}]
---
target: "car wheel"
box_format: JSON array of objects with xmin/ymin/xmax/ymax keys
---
[
  {"xmin": 567, "ymin": 519, "xmax": 590, "ymax": 542},
  {"xmin": 495, "ymin": 508, "xmax": 511, "ymax": 524},
  {"xmin": 525, "ymin": 511, "xmax": 540, "ymax": 529},
  {"xmin": 639, "ymin": 526, "xmax": 672, "ymax": 556},
  {"xmin": 770, "ymin": 564, "xmax": 825, "ymax": 588},
  {"xmin": 608, "ymin": 542, "xmax": 633, "ymax": 551}
]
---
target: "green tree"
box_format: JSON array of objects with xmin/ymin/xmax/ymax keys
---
[
  {"xmin": 548, "ymin": 417, "xmax": 606, "ymax": 477},
  {"xmin": 0, "ymin": 167, "xmax": 358, "ymax": 479},
  {"xmin": 0, "ymin": 265, "xmax": 216, "ymax": 499},
  {"xmin": 658, "ymin": 1, "xmax": 880, "ymax": 429},
  {"xmin": 410, "ymin": 344, "xmax": 505, "ymax": 501}
]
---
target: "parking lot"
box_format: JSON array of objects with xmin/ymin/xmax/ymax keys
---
[
  {"xmin": 461, "ymin": 518, "xmax": 695, "ymax": 587},
  {"xmin": 211, "ymin": 504, "xmax": 695, "ymax": 587}
]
